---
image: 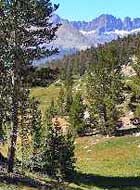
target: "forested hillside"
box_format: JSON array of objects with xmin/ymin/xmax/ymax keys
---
[
  {"xmin": 48, "ymin": 34, "xmax": 140, "ymax": 75},
  {"xmin": 32, "ymin": 33, "xmax": 140, "ymax": 87}
]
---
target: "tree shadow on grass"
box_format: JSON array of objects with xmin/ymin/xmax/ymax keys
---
[{"xmin": 74, "ymin": 172, "xmax": 140, "ymax": 190}]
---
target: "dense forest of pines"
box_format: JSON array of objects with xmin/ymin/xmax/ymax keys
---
[
  {"xmin": 48, "ymin": 34, "xmax": 140, "ymax": 75},
  {"xmin": 34, "ymin": 34, "xmax": 140, "ymax": 86},
  {"xmin": 1, "ymin": 0, "xmax": 140, "ymax": 189},
  {"xmin": 41, "ymin": 33, "xmax": 140, "ymax": 136}
]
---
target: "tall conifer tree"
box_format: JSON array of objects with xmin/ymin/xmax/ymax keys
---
[
  {"xmin": 0, "ymin": 0, "xmax": 59, "ymax": 172},
  {"xmin": 87, "ymin": 44, "xmax": 126, "ymax": 135}
]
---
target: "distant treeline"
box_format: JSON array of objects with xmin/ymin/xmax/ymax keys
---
[
  {"xmin": 48, "ymin": 34, "xmax": 140, "ymax": 76},
  {"xmin": 28, "ymin": 66, "xmax": 60, "ymax": 87},
  {"xmin": 32, "ymin": 34, "xmax": 140, "ymax": 87}
]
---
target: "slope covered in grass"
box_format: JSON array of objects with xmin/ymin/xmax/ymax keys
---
[
  {"xmin": 76, "ymin": 136, "xmax": 140, "ymax": 177},
  {"xmin": 30, "ymin": 84, "xmax": 60, "ymax": 114},
  {"xmin": 73, "ymin": 135, "xmax": 140, "ymax": 190}
]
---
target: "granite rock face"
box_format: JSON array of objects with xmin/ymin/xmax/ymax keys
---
[{"xmin": 37, "ymin": 14, "xmax": 140, "ymax": 64}]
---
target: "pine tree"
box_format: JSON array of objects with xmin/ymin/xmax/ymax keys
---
[
  {"xmin": 42, "ymin": 101, "xmax": 59, "ymax": 178},
  {"xmin": 19, "ymin": 89, "xmax": 31, "ymax": 173},
  {"xmin": 69, "ymin": 93, "xmax": 85, "ymax": 136},
  {"xmin": 129, "ymin": 45, "xmax": 140, "ymax": 118},
  {"xmin": 87, "ymin": 45, "xmax": 125, "ymax": 136},
  {"xmin": 60, "ymin": 131, "xmax": 76, "ymax": 180},
  {"xmin": 30, "ymin": 98, "xmax": 43, "ymax": 172},
  {"xmin": 57, "ymin": 87, "xmax": 65, "ymax": 115},
  {"xmin": 0, "ymin": 0, "xmax": 59, "ymax": 173},
  {"xmin": 63, "ymin": 62, "xmax": 74, "ymax": 114},
  {"xmin": 43, "ymin": 123, "xmax": 76, "ymax": 180},
  {"xmin": 42, "ymin": 102, "xmax": 76, "ymax": 181}
]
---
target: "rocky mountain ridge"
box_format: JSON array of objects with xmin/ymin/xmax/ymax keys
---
[{"xmin": 38, "ymin": 14, "xmax": 140, "ymax": 64}]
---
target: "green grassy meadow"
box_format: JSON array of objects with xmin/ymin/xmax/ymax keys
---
[
  {"xmin": 30, "ymin": 85, "xmax": 60, "ymax": 114},
  {"xmin": 76, "ymin": 136, "xmax": 140, "ymax": 177}
]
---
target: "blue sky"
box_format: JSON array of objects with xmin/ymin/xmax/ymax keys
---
[{"xmin": 52, "ymin": 0, "xmax": 140, "ymax": 21}]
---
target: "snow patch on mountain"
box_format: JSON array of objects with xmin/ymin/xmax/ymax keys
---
[
  {"xmin": 80, "ymin": 30, "xmax": 96, "ymax": 35},
  {"xmin": 105, "ymin": 28, "xmax": 140, "ymax": 37},
  {"xmin": 36, "ymin": 14, "xmax": 140, "ymax": 64}
]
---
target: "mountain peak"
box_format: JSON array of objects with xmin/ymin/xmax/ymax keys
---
[
  {"xmin": 38, "ymin": 14, "xmax": 140, "ymax": 63},
  {"xmin": 51, "ymin": 14, "xmax": 140, "ymax": 48},
  {"xmin": 98, "ymin": 14, "xmax": 116, "ymax": 19}
]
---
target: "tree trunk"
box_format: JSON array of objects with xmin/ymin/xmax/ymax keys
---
[
  {"xmin": 99, "ymin": 104, "xmax": 108, "ymax": 135},
  {"xmin": 7, "ymin": 72, "xmax": 19, "ymax": 173},
  {"xmin": 7, "ymin": 95, "xmax": 18, "ymax": 173},
  {"xmin": 7, "ymin": 7, "xmax": 19, "ymax": 171}
]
